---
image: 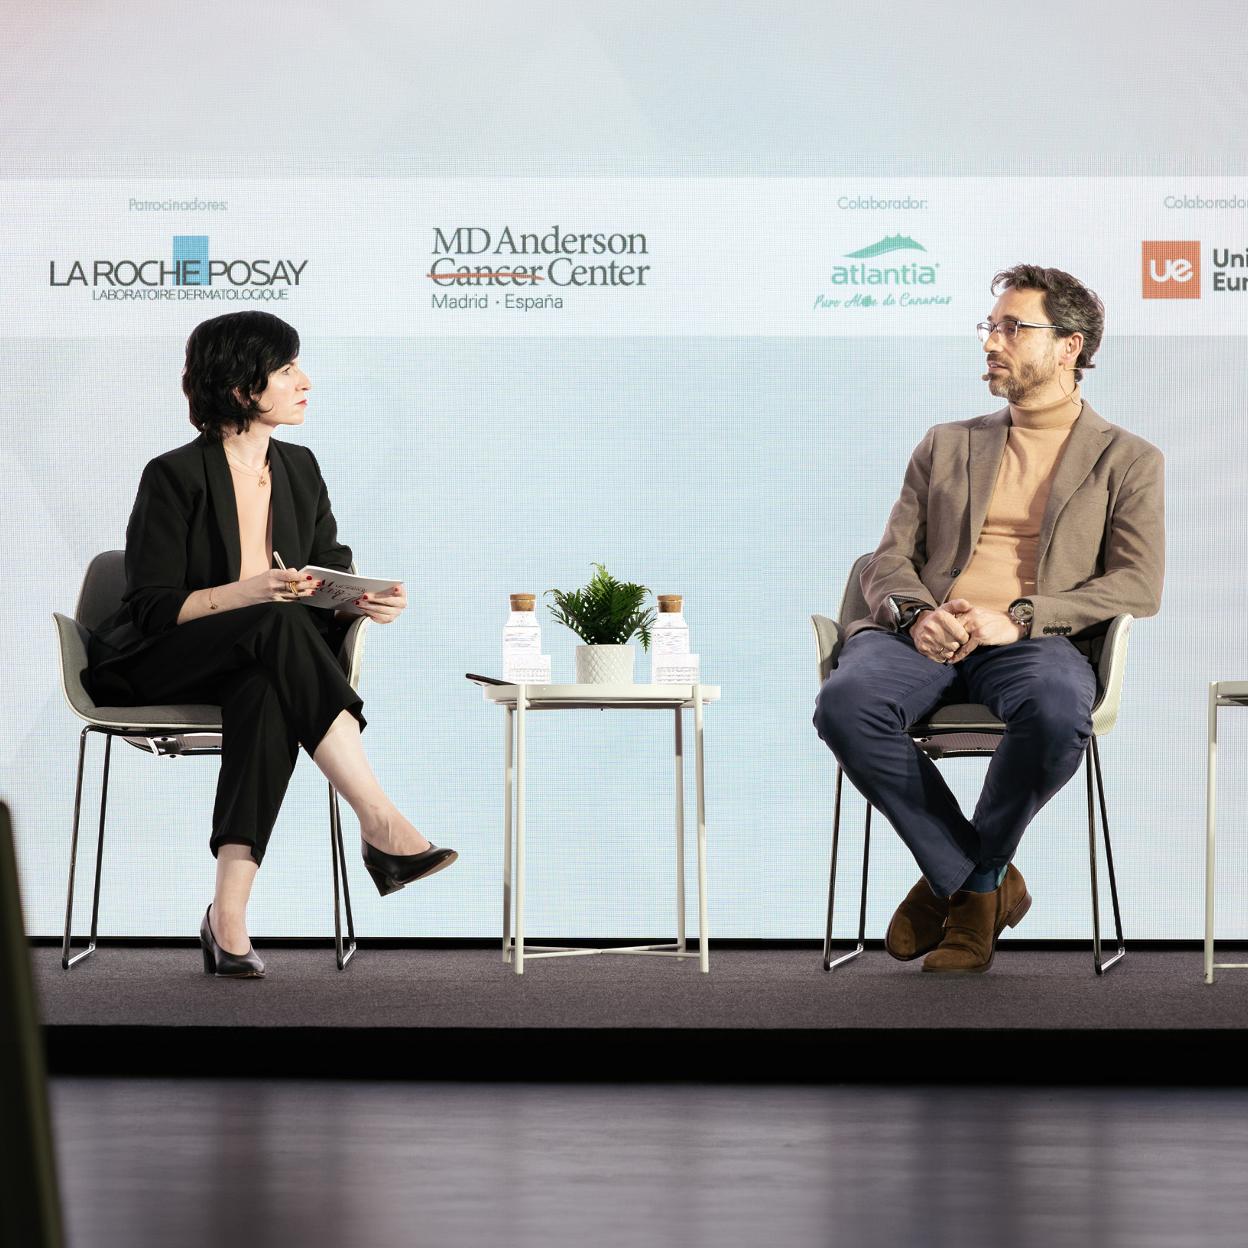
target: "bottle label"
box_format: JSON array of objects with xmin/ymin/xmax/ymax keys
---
[
  {"xmin": 505, "ymin": 656, "xmax": 551, "ymax": 684},
  {"xmin": 652, "ymin": 654, "xmax": 700, "ymax": 684},
  {"xmin": 503, "ymin": 627, "xmax": 541, "ymax": 654},
  {"xmin": 651, "ymin": 620, "xmax": 690, "ymax": 657}
]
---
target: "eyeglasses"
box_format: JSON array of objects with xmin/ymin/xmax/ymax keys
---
[{"xmin": 977, "ymin": 318, "xmax": 1068, "ymax": 344}]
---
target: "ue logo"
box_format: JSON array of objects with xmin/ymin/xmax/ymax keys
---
[{"xmin": 1141, "ymin": 241, "xmax": 1200, "ymax": 299}]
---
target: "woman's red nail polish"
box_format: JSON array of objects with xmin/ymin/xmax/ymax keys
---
[{"xmin": 306, "ymin": 575, "xmax": 313, "ymax": 580}]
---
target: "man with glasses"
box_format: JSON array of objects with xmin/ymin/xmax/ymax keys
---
[{"xmin": 813, "ymin": 264, "xmax": 1164, "ymax": 973}]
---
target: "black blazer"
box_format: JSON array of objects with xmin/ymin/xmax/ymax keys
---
[{"xmin": 88, "ymin": 434, "xmax": 353, "ymax": 673}]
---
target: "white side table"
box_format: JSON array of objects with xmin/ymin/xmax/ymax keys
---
[
  {"xmin": 475, "ymin": 682, "xmax": 721, "ymax": 974},
  {"xmin": 1205, "ymin": 681, "xmax": 1248, "ymax": 983}
]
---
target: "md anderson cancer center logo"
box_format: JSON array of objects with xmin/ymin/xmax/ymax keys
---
[
  {"xmin": 427, "ymin": 225, "xmax": 651, "ymax": 312},
  {"xmin": 812, "ymin": 235, "xmax": 950, "ymax": 311},
  {"xmin": 1142, "ymin": 240, "xmax": 1248, "ymax": 299},
  {"xmin": 48, "ymin": 235, "xmax": 308, "ymax": 301}
]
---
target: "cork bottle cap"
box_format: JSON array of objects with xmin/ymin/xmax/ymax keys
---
[
  {"xmin": 657, "ymin": 595, "xmax": 683, "ymax": 613},
  {"xmin": 510, "ymin": 594, "xmax": 536, "ymax": 611}
]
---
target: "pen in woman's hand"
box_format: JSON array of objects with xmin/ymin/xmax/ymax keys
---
[{"xmin": 272, "ymin": 551, "xmax": 299, "ymax": 598}]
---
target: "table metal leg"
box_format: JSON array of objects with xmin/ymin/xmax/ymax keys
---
[
  {"xmin": 694, "ymin": 685, "xmax": 709, "ymax": 973},
  {"xmin": 674, "ymin": 706, "xmax": 687, "ymax": 953},
  {"xmin": 515, "ymin": 685, "xmax": 527, "ymax": 975},
  {"xmin": 503, "ymin": 706, "xmax": 513, "ymax": 964},
  {"xmin": 1205, "ymin": 684, "xmax": 1218, "ymax": 984}
]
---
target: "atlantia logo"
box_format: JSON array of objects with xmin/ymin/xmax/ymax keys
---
[
  {"xmin": 1142, "ymin": 241, "xmax": 1200, "ymax": 298},
  {"xmin": 843, "ymin": 234, "xmax": 928, "ymax": 259},
  {"xmin": 1142, "ymin": 240, "xmax": 1248, "ymax": 298},
  {"xmin": 814, "ymin": 236, "xmax": 948, "ymax": 310},
  {"xmin": 48, "ymin": 235, "xmax": 308, "ymax": 302}
]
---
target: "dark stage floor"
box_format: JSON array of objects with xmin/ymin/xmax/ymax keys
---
[
  {"xmin": 35, "ymin": 945, "xmax": 1248, "ymax": 1081},
  {"xmin": 50, "ymin": 1077, "xmax": 1248, "ymax": 1248}
]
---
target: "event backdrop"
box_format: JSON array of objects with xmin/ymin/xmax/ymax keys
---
[{"xmin": 4, "ymin": 3, "xmax": 1246, "ymax": 939}]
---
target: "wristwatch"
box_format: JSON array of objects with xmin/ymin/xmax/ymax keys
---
[
  {"xmin": 888, "ymin": 596, "xmax": 931, "ymax": 634},
  {"xmin": 1007, "ymin": 598, "xmax": 1034, "ymax": 637}
]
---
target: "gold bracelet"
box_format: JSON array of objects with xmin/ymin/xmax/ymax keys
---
[{"xmin": 208, "ymin": 586, "xmax": 218, "ymax": 611}]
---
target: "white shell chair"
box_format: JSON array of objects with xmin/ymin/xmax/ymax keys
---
[{"xmin": 54, "ymin": 550, "xmax": 369, "ymax": 971}]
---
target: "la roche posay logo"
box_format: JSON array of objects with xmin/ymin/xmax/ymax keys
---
[
  {"xmin": 427, "ymin": 226, "xmax": 651, "ymax": 311},
  {"xmin": 813, "ymin": 235, "xmax": 949, "ymax": 311},
  {"xmin": 1142, "ymin": 240, "xmax": 1248, "ymax": 298},
  {"xmin": 48, "ymin": 236, "xmax": 308, "ymax": 301}
]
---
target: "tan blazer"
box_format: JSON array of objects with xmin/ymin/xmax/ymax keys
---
[{"xmin": 848, "ymin": 402, "xmax": 1164, "ymax": 653}]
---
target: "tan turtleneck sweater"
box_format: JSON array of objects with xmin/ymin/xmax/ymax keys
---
[{"xmin": 948, "ymin": 398, "xmax": 1082, "ymax": 612}]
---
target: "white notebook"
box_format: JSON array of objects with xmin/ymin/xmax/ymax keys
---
[{"xmin": 299, "ymin": 565, "xmax": 403, "ymax": 616}]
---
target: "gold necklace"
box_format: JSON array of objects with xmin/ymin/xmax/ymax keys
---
[{"xmin": 224, "ymin": 446, "xmax": 270, "ymax": 487}]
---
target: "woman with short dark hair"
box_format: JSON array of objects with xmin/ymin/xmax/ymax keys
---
[{"xmin": 88, "ymin": 311, "xmax": 456, "ymax": 977}]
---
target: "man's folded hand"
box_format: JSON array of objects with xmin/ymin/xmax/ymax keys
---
[
  {"xmin": 944, "ymin": 601, "xmax": 1024, "ymax": 662},
  {"xmin": 910, "ymin": 604, "xmax": 971, "ymax": 664}
]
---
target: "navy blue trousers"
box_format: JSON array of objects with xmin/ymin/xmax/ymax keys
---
[{"xmin": 812, "ymin": 629, "xmax": 1096, "ymax": 897}]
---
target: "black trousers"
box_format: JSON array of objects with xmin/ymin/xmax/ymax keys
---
[{"xmin": 89, "ymin": 605, "xmax": 366, "ymax": 866}]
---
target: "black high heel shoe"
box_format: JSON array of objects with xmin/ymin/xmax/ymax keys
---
[
  {"xmin": 361, "ymin": 839, "xmax": 459, "ymax": 897},
  {"xmin": 200, "ymin": 906, "xmax": 265, "ymax": 978}
]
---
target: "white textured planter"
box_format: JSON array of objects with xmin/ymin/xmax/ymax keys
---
[{"xmin": 575, "ymin": 644, "xmax": 635, "ymax": 684}]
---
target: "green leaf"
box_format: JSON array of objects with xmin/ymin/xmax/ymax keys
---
[{"xmin": 545, "ymin": 564, "xmax": 655, "ymax": 647}]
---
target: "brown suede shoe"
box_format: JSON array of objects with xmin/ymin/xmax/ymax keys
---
[
  {"xmin": 921, "ymin": 864, "xmax": 1031, "ymax": 974},
  {"xmin": 885, "ymin": 877, "xmax": 950, "ymax": 961}
]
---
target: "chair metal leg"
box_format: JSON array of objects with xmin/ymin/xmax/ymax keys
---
[
  {"xmin": 856, "ymin": 805, "xmax": 873, "ymax": 945},
  {"xmin": 824, "ymin": 766, "xmax": 868, "ymax": 972},
  {"xmin": 61, "ymin": 728, "xmax": 90, "ymax": 969},
  {"xmin": 329, "ymin": 784, "xmax": 357, "ymax": 970},
  {"xmin": 335, "ymin": 793, "xmax": 357, "ymax": 967},
  {"xmin": 1205, "ymin": 684, "xmax": 1218, "ymax": 984},
  {"xmin": 1086, "ymin": 747, "xmax": 1103, "ymax": 971},
  {"xmin": 63, "ymin": 727, "xmax": 110, "ymax": 970},
  {"xmin": 1088, "ymin": 735, "xmax": 1125, "ymax": 975},
  {"xmin": 822, "ymin": 767, "xmax": 842, "ymax": 969}
]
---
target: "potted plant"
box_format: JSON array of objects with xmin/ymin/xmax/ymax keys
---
[{"xmin": 546, "ymin": 563, "xmax": 656, "ymax": 684}]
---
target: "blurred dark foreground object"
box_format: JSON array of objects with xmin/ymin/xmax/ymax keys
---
[{"xmin": 0, "ymin": 800, "xmax": 64, "ymax": 1248}]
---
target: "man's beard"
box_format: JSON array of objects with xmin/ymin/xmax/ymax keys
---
[{"xmin": 986, "ymin": 354, "xmax": 1056, "ymax": 403}]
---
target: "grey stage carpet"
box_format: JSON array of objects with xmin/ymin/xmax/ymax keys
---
[{"xmin": 34, "ymin": 946, "xmax": 1247, "ymax": 1031}]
